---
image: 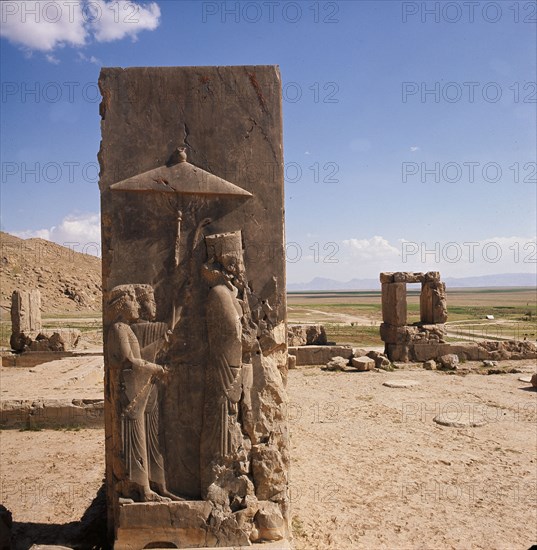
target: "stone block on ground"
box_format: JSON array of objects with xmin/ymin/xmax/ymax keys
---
[
  {"xmin": 287, "ymin": 354, "xmax": 297, "ymax": 370},
  {"xmin": 351, "ymin": 356, "xmax": 375, "ymax": 371},
  {"xmin": 325, "ymin": 356, "xmax": 350, "ymax": 371},
  {"xmin": 439, "ymin": 354, "xmax": 459, "ymax": 370}
]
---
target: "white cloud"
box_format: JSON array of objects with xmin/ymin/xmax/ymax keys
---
[
  {"xmin": 1, "ymin": 1, "xmax": 87, "ymax": 51},
  {"xmin": 90, "ymin": 0, "xmax": 160, "ymax": 42},
  {"xmin": 342, "ymin": 236, "xmax": 400, "ymax": 262},
  {"xmin": 410, "ymin": 146, "xmax": 420, "ymax": 152},
  {"xmin": 286, "ymin": 235, "xmax": 537, "ymax": 284},
  {"xmin": 0, "ymin": 1, "xmax": 160, "ymax": 56},
  {"xmin": 77, "ymin": 51, "xmax": 101, "ymax": 65},
  {"xmin": 45, "ymin": 53, "xmax": 60, "ymax": 64},
  {"xmin": 12, "ymin": 213, "xmax": 101, "ymax": 256}
]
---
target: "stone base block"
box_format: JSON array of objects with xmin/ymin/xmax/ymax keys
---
[
  {"xmin": 385, "ymin": 344, "xmax": 409, "ymax": 362},
  {"xmin": 288, "ymin": 345, "xmax": 353, "ymax": 366},
  {"xmin": 115, "ymin": 501, "xmax": 290, "ymax": 549}
]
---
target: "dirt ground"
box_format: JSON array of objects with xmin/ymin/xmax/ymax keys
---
[{"xmin": 1, "ymin": 358, "xmax": 536, "ymax": 549}]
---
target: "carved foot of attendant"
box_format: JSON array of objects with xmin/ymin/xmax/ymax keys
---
[
  {"xmin": 153, "ymin": 483, "xmax": 184, "ymax": 501},
  {"xmin": 142, "ymin": 487, "xmax": 171, "ymax": 502}
]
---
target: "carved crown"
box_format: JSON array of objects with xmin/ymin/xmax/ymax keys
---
[{"xmin": 205, "ymin": 231, "xmax": 243, "ymax": 260}]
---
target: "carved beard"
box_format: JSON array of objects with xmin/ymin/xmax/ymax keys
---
[{"xmin": 227, "ymin": 270, "xmax": 246, "ymax": 293}]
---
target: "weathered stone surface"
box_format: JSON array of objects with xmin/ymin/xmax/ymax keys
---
[
  {"xmin": 439, "ymin": 354, "xmax": 459, "ymax": 370},
  {"xmin": 287, "ymin": 324, "xmax": 327, "ymax": 346},
  {"xmin": 379, "ymin": 272, "xmax": 394, "ymax": 283},
  {"xmin": 385, "ymin": 344, "xmax": 409, "ymax": 362},
  {"xmin": 10, "ymin": 289, "xmax": 44, "ymax": 351},
  {"xmin": 0, "ymin": 398, "xmax": 104, "ymax": 429},
  {"xmin": 352, "ymin": 347, "xmax": 367, "ymax": 358},
  {"xmin": 420, "ymin": 281, "xmax": 448, "ymax": 324},
  {"xmin": 393, "ymin": 271, "xmax": 424, "ymax": 284},
  {"xmin": 411, "ymin": 342, "xmax": 487, "ymax": 362},
  {"xmin": 10, "ymin": 290, "xmax": 81, "ymax": 352},
  {"xmin": 532, "ymin": 373, "xmax": 537, "ymax": 388},
  {"xmin": 99, "ymin": 65, "xmax": 289, "ymax": 546},
  {"xmin": 383, "ymin": 380, "xmax": 420, "ymax": 388},
  {"xmin": 365, "ymin": 350, "xmax": 391, "ymax": 369},
  {"xmin": 424, "ymin": 271, "xmax": 441, "ymax": 282},
  {"xmin": 380, "ymin": 323, "xmax": 417, "ymax": 345},
  {"xmin": 288, "ymin": 345, "xmax": 353, "ymax": 366},
  {"xmin": 287, "ymin": 354, "xmax": 296, "ymax": 370},
  {"xmin": 252, "ymin": 500, "xmax": 285, "ymax": 542},
  {"xmin": 433, "ymin": 414, "xmax": 487, "ymax": 428},
  {"xmin": 11, "ymin": 289, "xmax": 41, "ymax": 333},
  {"xmin": 325, "ymin": 356, "xmax": 350, "ymax": 371},
  {"xmin": 381, "ymin": 282, "xmax": 407, "ymax": 326},
  {"xmin": 423, "ymin": 359, "xmax": 436, "ymax": 370},
  {"xmin": 351, "ymin": 356, "xmax": 375, "ymax": 371}
]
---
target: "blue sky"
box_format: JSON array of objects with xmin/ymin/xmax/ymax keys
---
[{"xmin": 1, "ymin": 0, "xmax": 536, "ymax": 283}]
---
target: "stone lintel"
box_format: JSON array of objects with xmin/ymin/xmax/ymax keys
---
[{"xmin": 393, "ymin": 272, "xmax": 424, "ymax": 284}]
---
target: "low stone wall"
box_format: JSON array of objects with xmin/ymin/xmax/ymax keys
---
[
  {"xmin": 288, "ymin": 345, "xmax": 354, "ymax": 366},
  {"xmin": 0, "ymin": 398, "xmax": 104, "ymax": 429},
  {"xmin": 385, "ymin": 340, "xmax": 537, "ymax": 363}
]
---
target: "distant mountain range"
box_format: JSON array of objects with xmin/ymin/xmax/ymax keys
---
[{"xmin": 287, "ymin": 273, "xmax": 537, "ymax": 291}]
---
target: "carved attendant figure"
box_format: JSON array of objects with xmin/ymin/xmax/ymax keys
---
[
  {"xmin": 131, "ymin": 284, "xmax": 181, "ymax": 500},
  {"xmin": 107, "ymin": 284, "xmax": 172, "ymax": 502}
]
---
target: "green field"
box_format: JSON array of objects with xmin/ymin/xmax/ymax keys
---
[{"xmin": 288, "ymin": 287, "xmax": 537, "ymax": 347}]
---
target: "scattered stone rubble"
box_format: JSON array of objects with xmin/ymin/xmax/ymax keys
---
[
  {"xmin": 9, "ymin": 289, "xmax": 80, "ymax": 353},
  {"xmin": 322, "ymin": 349, "xmax": 392, "ymax": 372}
]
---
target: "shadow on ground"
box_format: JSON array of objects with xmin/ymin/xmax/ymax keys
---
[{"xmin": 11, "ymin": 483, "xmax": 109, "ymax": 550}]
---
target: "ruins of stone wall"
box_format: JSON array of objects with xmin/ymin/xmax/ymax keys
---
[
  {"xmin": 380, "ymin": 272, "xmax": 448, "ymax": 362},
  {"xmin": 10, "ymin": 289, "xmax": 41, "ymax": 335},
  {"xmin": 379, "ymin": 272, "xmax": 536, "ymax": 363},
  {"xmin": 287, "ymin": 324, "xmax": 327, "ymax": 346},
  {"xmin": 99, "ymin": 65, "xmax": 289, "ymax": 548},
  {"xmin": 9, "ymin": 289, "xmax": 80, "ymax": 352}
]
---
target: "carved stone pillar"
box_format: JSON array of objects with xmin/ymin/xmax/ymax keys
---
[{"xmin": 99, "ymin": 66, "xmax": 289, "ymax": 548}]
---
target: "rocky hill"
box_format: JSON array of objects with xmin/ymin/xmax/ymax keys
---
[{"xmin": 0, "ymin": 232, "xmax": 102, "ymax": 316}]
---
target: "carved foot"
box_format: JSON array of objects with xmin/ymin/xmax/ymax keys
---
[
  {"xmin": 142, "ymin": 488, "xmax": 171, "ymax": 502},
  {"xmin": 153, "ymin": 483, "xmax": 184, "ymax": 501}
]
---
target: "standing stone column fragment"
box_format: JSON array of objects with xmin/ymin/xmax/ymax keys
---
[
  {"xmin": 381, "ymin": 282, "xmax": 407, "ymax": 326},
  {"xmin": 99, "ymin": 65, "xmax": 289, "ymax": 549}
]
